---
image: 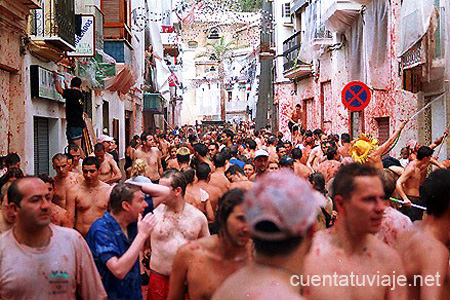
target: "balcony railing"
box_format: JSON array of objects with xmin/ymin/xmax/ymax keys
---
[
  {"xmin": 29, "ymin": 0, "xmax": 76, "ymax": 51},
  {"xmin": 283, "ymin": 31, "xmax": 302, "ymax": 72}
]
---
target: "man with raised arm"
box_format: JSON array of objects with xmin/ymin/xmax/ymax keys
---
[{"xmin": 147, "ymin": 169, "xmax": 210, "ymax": 300}]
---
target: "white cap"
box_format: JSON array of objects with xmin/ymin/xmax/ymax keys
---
[
  {"xmin": 97, "ymin": 134, "xmax": 113, "ymax": 143},
  {"xmin": 254, "ymin": 149, "xmax": 269, "ymax": 159}
]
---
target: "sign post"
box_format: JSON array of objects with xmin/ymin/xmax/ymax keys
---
[{"xmin": 341, "ymin": 81, "xmax": 372, "ymax": 111}]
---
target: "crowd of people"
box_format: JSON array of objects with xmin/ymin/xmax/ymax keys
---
[{"xmin": 0, "ymin": 118, "xmax": 450, "ymax": 300}]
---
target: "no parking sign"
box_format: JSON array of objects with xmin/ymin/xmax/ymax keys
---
[{"xmin": 341, "ymin": 81, "xmax": 372, "ymax": 112}]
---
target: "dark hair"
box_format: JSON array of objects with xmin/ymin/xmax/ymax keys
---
[
  {"xmin": 2, "ymin": 168, "xmax": 25, "ymax": 182},
  {"xmin": 380, "ymin": 171, "xmax": 396, "ymax": 199},
  {"xmin": 247, "ymin": 139, "xmax": 257, "ymax": 150},
  {"xmin": 193, "ymin": 143, "xmax": 208, "ymax": 157},
  {"xmin": 71, "ymin": 77, "xmax": 82, "ymax": 88},
  {"xmin": 253, "ymin": 224, "xmax": 304, "ymax": 256},
  {"xmin": 291, "ymin": 148, "xmax": 302, "ymax": 160},
  {"xmin": 216, "ymin": 189, "xmax": 245, "ymax": 237},
  {"xmin": 304, "ymin": 130, "xmax": 313, "ymax": 137},
  {"xmin": 161, "ymin": 169, "xmax": 187, "ymax": 196},
  {"xmin": 65, "ymin": 153, "xmax": 74, "ymax": 162},
  {"xmin": 221, "ymin": 149, "xmax": 231, "ymax": 161},
  {"xmin": 181, "ymin": 167, "xmax": 196, "ymax": 184},
  {"xmin": 417, "ymin": 146, "xmax": 434, "ymax": 160},
  {"xmin": 208, "ymin": 142, "xmax": 219, "ymax": 150},
  {"xmin": 331, "ymin": 163, "xmax": 380, "ymax": 200},
  {"xmin": 253, "ymin": 129, "xmax": 260, "ymax": 137},
  {"xmin": 94, "ymin": 143, "xmax": 105, "ymax": 152},
  {"xmin": 223, "ymin": 129, "xmax": 235, "ymax": 141},
  {"xmin": 67, "ymin": 143, "xmax": 80, "ymax": 152},
  {"xmin": 140, "ymin": 132, "xmax": 151, "ymax": 141},
  {"xmin": 229, "ymin": 145, "xmax": 238, "ymax": 157},
  {"xmin": 52, "ymin": 153, "xmax": 67, "ymax": 163},
  {"xmin": 188, "ymin": 134, "xmax": 197, "ymax": 143},
  {"xmin": 109, "ymin": 183, "xmax": 141, "ymax": 213},
  {"xmin": 326, "ymin": 147, "xmax": 337, "ymax": 160},
  {"xmin": 38, "ymin": 174, "xmax": 54, "ymax": 186},
  {"xmin": 268, "ymin": 136, "xmax": 277, "ymax": 145},
  {"xmin": 5, "ymin": 153, "xmax": 20, "ymax": 167},
  {"xmin": 7, "ymin": 176, "xmax": 39, "ymax": 206},
  {"xmin": 196, "ymin": 162, "xmax": 211, "ymax": 181},
  {"xmin": 276, "ymin": 145, "xmax": 286, "ymax": 153},
  {"xmin": 177, "ymin": 154, "xmax": 190, "ymax": 164},
  {"xmin": 83, "ymin": 156, "xmax": 101, "ymax": 169},
  {"xmin": 313, "ymin": 129, "xmax": 323, "ymax": 136},
  {"xmin": 225, "ymin": 165, "xmax": 244, "ymax": 177},
  {"xmin": 341, "ymin": 133, "xmax": 351, "ymax": 143},
  {"xmin": 295, "ymin": 104, "xmax": 301, "ymax": 108},
  {"xmin": 422, "ymin": 169, "xmax": 450, "ymax": 217},
  {"xmin": 309, "ymin": 172, "xmax": 326, "ymax": 195},
  {"xmin": 213, "ymin": 152, "xmax": 227, "ymax": 168}
]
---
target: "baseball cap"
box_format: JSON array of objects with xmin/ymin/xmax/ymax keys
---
[
  {"xmin": 97, "ymin": 134, "xmax": 113, "ymax": 143},
  {"xmin": 244, "ymin": 169, "xmax": 326, "ymax": 241},
  {"xmin": 254, "ymin": 149, "xmax": 269, "ymax": 159},
  {"xmin": 176, "ymin": 147, "xmax": 190, "ymax": 156}
]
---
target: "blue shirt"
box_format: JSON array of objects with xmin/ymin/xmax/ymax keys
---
[
  {"xmin": 229, "ymin": 158, "xmax": 246, "ymax": 169},
  {"xmin": 86, "ymin": 211, "xmax": 142, "ymax": 300}
]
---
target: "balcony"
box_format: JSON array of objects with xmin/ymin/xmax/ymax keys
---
[
  {"xmin": 313, "ymin": 24, "xmax": 334, "ymax": 47},
  {"xmin": 29, "ymin": 0, "xmax": 76, "ymax": 52},
  {"xmin": 143, "ymin": 93, "xmax": 163, "ymax": 114},
  {"xmin": 282, "ymin": 31, "xmax": 312, "ymax": 78},
  {"xmin": 324, "ymin": 0, "xmax": 362, "ymax": 33}
]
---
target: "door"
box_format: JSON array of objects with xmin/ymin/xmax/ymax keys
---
[
  {"xmin": 102, "ymin": 101, "xmax": 110, "ymax": 134},
  {"xmin": 376, "ymin": 117, "xmax": 390, "ymax": 145}
]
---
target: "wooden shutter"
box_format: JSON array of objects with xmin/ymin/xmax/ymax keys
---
[{"xmin": 376, "ymin": 117, "xmax": 390, "ymax": 145}]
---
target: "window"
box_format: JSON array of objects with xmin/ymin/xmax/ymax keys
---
[
  {"xmin": 282, "ymin": 3, "xmax": 291, "ymax": 18},
  {"xmin": 376, "ymin": 117, "xmax": 390, "ymax": 146},
  {"xmin": 403, "ymin": 67, "xmax": 421, "ymax": 93}
]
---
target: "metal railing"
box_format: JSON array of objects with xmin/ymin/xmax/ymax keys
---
[
  {"xmin": 29, "ymin": 0, "xmax": 75, "ymax": 48},
  {"xmin": 283, "ymin": 31, "xmax": 302, "ymax": 71}
]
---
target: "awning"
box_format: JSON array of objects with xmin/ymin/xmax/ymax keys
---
[
  {"xmin": 107, "ymin": 65, "xmax": 136, "ymax": 95},
  {"xmin": 77, "ymin": 50, "xmax": 116, "ymax": 89}
]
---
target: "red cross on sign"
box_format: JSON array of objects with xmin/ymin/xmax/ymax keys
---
[{"xmin": 341, "ymin": 81, "xmax": 372, "ymax": 112}]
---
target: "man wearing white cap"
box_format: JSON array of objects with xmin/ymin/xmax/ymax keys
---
[
  {"xmin": 213, "ymin": 170, "xmax": 325, "ymax": 299},
  {"xmin": 249, "ymin": 149, "xmax": 269, "ymax": 182},
  {"xmin": 303, "ymin": 163, "xmax": 407, "ymax": 299}
]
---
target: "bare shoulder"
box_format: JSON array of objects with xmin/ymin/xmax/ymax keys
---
[
  {"xmin": 100, "ymin": 182, "xmax": 112, "ymax": 191},
  {"xmin": 368, "ymin": 235, "xmax": 401, "ymax": 263},
  {"xmin": 186, "ymin": 203, "xmax": 207, "ymax": 220}
]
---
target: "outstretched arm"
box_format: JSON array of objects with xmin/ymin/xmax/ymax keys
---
[
  {"xmin": 53, "ymin": 71, "xmax": 65, "ymax": 95},
  {"xmin": 374, "ymin": 120, "xmax": 408, "ymax": 156},
  {"xmin": 429, "ymin": 128, "xmax": 449, "ymax": 149}
]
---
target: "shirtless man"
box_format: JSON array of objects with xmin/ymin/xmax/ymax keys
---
[
  {"xmin": 292, "ymin": 148, "xmax": 311, "ymax": 179},
  {"xmin": 209, "ymin": 152, "xmax": 231, "ymax": 194},
  {"xmin": 93, "ymin": 143, "xmax": 122, "ymax": 184},
  {"xmin": 288, "ymin": 103, "xmax": 305, "ymax": 133},
  {"xmin": 169, "ymin": 189, "xmax": 251, "ymax": 300},
  {"xmin": 182, "ymin": 167, "xmax": 214, "ymax": 222},
  {"xmin": 207, "ymin": 143, "xmax": 219, "ymax": 160},
  {"xmin": 225, "ymin": 165, "xmax": 254, "ymax": 190},
  {"xmin": 249, "ymin": 149, "xmax": 269, "ymax": 181},
  {"xmin": 66, "ymin": 157, "xmax": 112, "ymax": 236},
  {"xmin": 147, "ymin": 169, "xmax": 210, "ymax": 300},
  {"xmin": 396, "ymin": 145, "xmax": 434, "ymax": 221},
  {"xmin": 193, "ymin": 143, "xmax": 215, "ymax": 171},
  {"xmin": 317, "ymin": 147, "xmax": 342, "ymax": 184},
  {"xmin": 38, "ymin": 174, "xmax": 71, "ymax": 227},
  {"xmin": 213, "ymin": 170, "xmax": 322, "ymax": 300},
  {"xmin": 134, "ymin": 132, "xmax": 163, "ymax": 183},
  {"xmin": 365, "ymin": 121, "xmax": 407, "ymax": 170},
  {"xmin": 195, "ymin": 162, "xmax": 222, "ymax": 211},
  {"xmin": 307, "ymin": 134, "xmax": 328, "ymax": 172},
  {"xmin": 396, "ymin": 169, "xmax": 450, "ymax": 299},
  {"xmin": 304, "ymin": 163, "xmax": 407, "ymax": 300},
  {"xmin": 52, "ymin": 153, "xmax": 79, "ymax": 208},
  {"xmin": 338, "ymin": 133, "xmax": 351, "ymax": 158},
  {"xmin": 68, "ymin": 143, "xmax": 83, "ymax": 174},
  {"xmin": 166, "ymin": 146, "xmax": 180, "ymax": 170},
  {"xmin": 176, "ymin": 146, "xmax": 191, "ymax": 170}
]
